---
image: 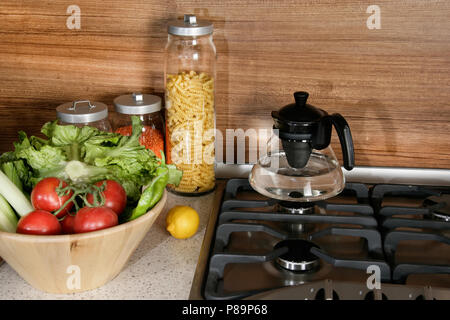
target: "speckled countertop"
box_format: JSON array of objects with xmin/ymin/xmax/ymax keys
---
[{"xmin": 0, "ymin": 190, "xmax": 217, "ymax": 300}]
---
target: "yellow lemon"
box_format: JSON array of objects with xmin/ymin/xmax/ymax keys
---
[{"xmin": 166, "ymin": 205, "xmax": 200, "ymax": 239}]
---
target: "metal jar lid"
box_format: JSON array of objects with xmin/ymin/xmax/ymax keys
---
[
  {"xmin": 113, "ymin": 93, "xmax": 161, "ymax": 115},
  {"xmin": 56, "ymin": 100, "xmax": 109, "ymax": 123},
  {"xmin": 168, "ymin": 14, "xmax": 213, "ymax": 37}
]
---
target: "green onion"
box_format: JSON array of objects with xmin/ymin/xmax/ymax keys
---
[
  {"xmin": 0, "ymin": 194, "xmax": 18, "ymax": 233},
  {"xmin": 0, "ymin": 170, "xmax": 33, "ymax": 217},
  {"xmin": 1, "ymin": 162, "xmax": 23, "ymax": 191}
]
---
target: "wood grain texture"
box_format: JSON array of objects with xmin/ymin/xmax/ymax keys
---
[
  {"xmin": 0, "ymin": 0, "xmax": 449, "ymax": 168},
  {"xmin": 0, "ymin": 191, "xmax": 166, "ymax": 293}
]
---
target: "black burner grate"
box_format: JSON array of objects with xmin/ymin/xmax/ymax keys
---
[
  {"xmin": 275, "ymin": 239, "xmax": 319, "ymax": 264},
  {"xmin": 202, "ymin": 180, "xmax": 450, "ymax": 300},
  {"xmin": 371, "ymin": 184, "xmax": 450, "ymax": 284}
]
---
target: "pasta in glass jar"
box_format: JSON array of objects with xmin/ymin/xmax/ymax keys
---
[{"xmin": 164, "ymin": 15, "xmax": 216, "ymax": 195}]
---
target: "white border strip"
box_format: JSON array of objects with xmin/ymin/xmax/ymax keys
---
[{"xmin": 216, "ymin": 163, "xmax": 450, "ymax": 186}]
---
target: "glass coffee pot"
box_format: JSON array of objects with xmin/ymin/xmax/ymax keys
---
[{"xmin": 249, "ymin": 91, "xmax": 355, "ymax": 202}]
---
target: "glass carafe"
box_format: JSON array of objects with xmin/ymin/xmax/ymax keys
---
[
  {"xmin": 249, "ymin": 91, "xmax": 354, "ymax": 202},
  {"xmin": 249, "ymin": 135, "xmax": 344, "ymax": 202}
]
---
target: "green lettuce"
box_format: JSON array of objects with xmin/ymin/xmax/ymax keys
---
[{"xmin": 2, "ymin": 116, "xmax": 181, "ymax": 201}]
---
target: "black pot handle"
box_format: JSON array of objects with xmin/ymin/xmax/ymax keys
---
[{"xmin": 329, "ymin": 113, "xmax": 355, "ymax": 171}]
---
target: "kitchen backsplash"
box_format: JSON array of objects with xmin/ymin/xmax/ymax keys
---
[{"xmin": 0, "ymin": 0, "xmax": 449, "ymax": 168}]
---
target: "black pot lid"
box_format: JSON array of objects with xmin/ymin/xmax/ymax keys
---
[{"xmin": 272, "ymin": 92, "xmax": 328, "ymax": 134}]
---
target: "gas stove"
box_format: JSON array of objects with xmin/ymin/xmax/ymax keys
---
[{"xmin": 189, "ymin": 178, "xmax": 450, "ymax": 300}]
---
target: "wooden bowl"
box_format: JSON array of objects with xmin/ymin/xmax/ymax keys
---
[{"xmin": 0, "ymin": 190, "xmax": 167, "ymax": 294}]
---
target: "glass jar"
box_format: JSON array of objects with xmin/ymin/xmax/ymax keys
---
[
  {"xmin": 113, "ymin": 93, "xmax": 164, "ymax": 158},
  {"xmin": 56, "ymin": 100, "xmax": 112, "ymax": 132},
  {"xmin": 164, "ymin": 14, "xmax": 217, "ymax": 195}
]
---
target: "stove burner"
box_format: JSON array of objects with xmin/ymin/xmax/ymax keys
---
[
  {"xmin": 278, "ymin": 201, "xmax": 315, "ymax": 215},
  {"xmin": 288, "ymin": 191, "xmax": 303, "ymax": 198},
  {"xmin": 278, "ymin": 202, "xmax": 316, "ymax": 233},
  {"xmin": 424, "ymin": 194, "xmax": 450, "ymax": 222},
  {"xmin": 274, "ymin": 239, "xmax": 320, "ymax": 272}
]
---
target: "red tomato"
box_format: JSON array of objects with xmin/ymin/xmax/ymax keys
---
[
  {"xmin": 31, "ymin": 177, "xmax": 73, "ymax": 218},
  {"xmin": 86, "ymin": 180, "xmax": 127, "ymax": 215},
  {"xmin": 16, "ymin": 210, "xmax": 62, "ymax": 235},
  {"xmin": 60, "ymin": 214, "xmax": 76, "ymax": 234},
  {"xmin": 73, "ymin": 207, "xmax": 118, "ymax": 234}
]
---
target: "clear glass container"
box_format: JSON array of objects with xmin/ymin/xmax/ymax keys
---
[
  {"xmin": 249, "ymin": 91, "xmax": 354, "ymax": 203},
  {"xmin": 56, "ymin": 100, "xmax": 112, "ymax": 132},
  {"xmin": 113, "ymin": 93, "xmax": 164, "ymax": 158},
  {"xmin": 164, "ymin": 14, "xmax": 217, "ymax": 195},
  {"xmin": 249, "ymin": 134, "xmax": 345, "ymax": 202}
]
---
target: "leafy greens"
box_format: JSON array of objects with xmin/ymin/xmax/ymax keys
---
[{"xmin": 0, "ymin": 116, "xmax": 182, "ymax": 201}]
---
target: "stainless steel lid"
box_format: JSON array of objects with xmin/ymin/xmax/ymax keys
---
[
  {"xmin": 113, "ymin": 93, "xmax": 161, "ymax": 115},
  {"xmin": 56, "ymin": 100, "xmax": 109, "ymax": 123},
  {"xmin": 168, "ymin": 14, "xmax": 213, "ymax": 36}
]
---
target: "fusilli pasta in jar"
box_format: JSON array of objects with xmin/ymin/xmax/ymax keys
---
[
  {"xmin": 164, "ymin": 15, "xmax": 216, "ymax": 195},
  {"xmin": 165, "ymin": 71, "xmax": 216, "ymax": 194}
]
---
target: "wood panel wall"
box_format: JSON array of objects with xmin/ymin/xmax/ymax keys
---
[{"xmin": 0, "ymin": 0, "xmax": 449, "ymax": 168}]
